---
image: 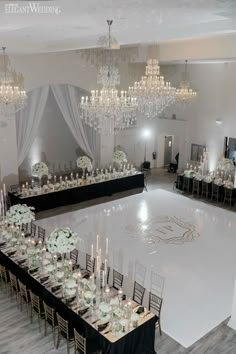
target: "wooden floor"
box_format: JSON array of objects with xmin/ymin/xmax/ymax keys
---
[
  {"xmin": 0, "ymin": 288, "xmax": 236, "ymax": 354},
  {"xmin": 1, "ymin": 169, "xmax": 236, "ymax": 353}
]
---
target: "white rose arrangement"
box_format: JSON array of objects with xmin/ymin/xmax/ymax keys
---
[
  {"xmin": 47, "ymin": 227, "xmax": 78, "ymax": 254},
  {"xmin": 217, "ymin": 158, "xmax": 234, "ymax": 174},
  {"xmin": 112, "ymin": 150, "xmax": 127, "ymax": 164},
  {"xmin": 6, "ymin": 204, "xmax": 35, "ymax": 226},
  {"xmin": 32, "ymin": 162, "xmax": 49, "ymax": 178},
  {"xmin": 76, "ymin": 156, "xmax": 93, "ymax": 172},
  {"xmin": 204, "ymin": 175, "xmax": 213, "ymax": 183}
]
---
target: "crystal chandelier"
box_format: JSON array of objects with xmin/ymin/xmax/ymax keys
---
[
  {"xmin": 0, "ymin": 47, "xmax": 27, "ymax": 117},
  {"xmin": 176, "ymin": 60, "xmax": 197, "ymax": 104},
  {"xmin": 129, "ymin": 59, "xmax": 176, "ymax": 118},
  {"xmin": 80, "ymin": 20, "xmax": 137, "ymax": 133}
]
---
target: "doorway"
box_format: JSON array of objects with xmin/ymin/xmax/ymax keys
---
[{"xmin": 164, "ymin": 136, "xmax": 173, "ymax": 166}]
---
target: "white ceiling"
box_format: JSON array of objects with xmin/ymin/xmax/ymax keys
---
[{"xmin": 0, "ymin": 0, "xmax": 236, "ymax": 54}]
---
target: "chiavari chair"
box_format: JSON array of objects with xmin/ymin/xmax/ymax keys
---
[
  {"xmin": 38, "ymin": 226, "xmax": 46, "ymax": 243},
  {"xmin": 29, "ymin": 290, "xmax": 44, "ymax": 332},
  {"xmin": 133, "ymin": 281, "xmax": 145, "ymax": 305},
  {"xmin": 43, "ymin": 301, "xmax": 56, "ymax": 345},
  {"xmin": 18, "ymin": 279, "xmax": 30, "ymax": 315},
  {"xmin": 8, "ymin": 271, "xmax": 19, "ymax": 304},
  {"xmin": 74, "ymin": 328, "xmax": 103, "ymax": 354},
  {"xmin": 148, "ymin": 292, "xmax": 163, "ymax": 335},
  {"xmin": 56, "ymin": 313, "xmax": 74, "ymax": 354},
  {"xmin": 112, "ymin": 269, "xmax": 124, "ymax": 291},
  {"xmin": 85, "ymin": 254, "xmax": 95, "ymax": 274}
]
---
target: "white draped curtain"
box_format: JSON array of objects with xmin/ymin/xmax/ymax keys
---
[
  {"xmin": 16, "ymin": 84, "xmax": 100, "ymax": 168},
  {"xmin": 50, "ymin": 85, "xmax": 95, "ymax": 161},
  {"xmin": 16, "ymin": 86, "xmax": 49, "ymax": 166}
]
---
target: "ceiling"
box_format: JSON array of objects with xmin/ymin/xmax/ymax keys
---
[{"xmin": 0, "ymin": 0, "xmax": 236, "ymax": 54}]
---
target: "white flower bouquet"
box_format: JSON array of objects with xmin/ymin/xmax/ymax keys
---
[
  {"xmin": 112, "ymin": 150, "xmax": 127, "ymax": 164},
  {"xmin": 32, "ymin": 162, "xmax": 49, "ymax": 178},
  {"xmin": 47, "ymin": 227, "xmax": 78, "ymax": 254},
  {"xmin": 217, "ymin": 158, "xmax": 235, "ymax": 174},
  {"xmin": 204, "ymin": 175, "xmax": 213, "ymax": 183},
  {"xmin": 76, "ymin": 156, "xmax": 93, "ymax": 172},
  {"xmin": 6, "ymin": 204, "xmax": 35, "ymax": 226},
  {"xmin": 194, "ymin": 172, "xmax": 204, "ymax": 181},
  {"xmin": 184, "ymin": 170, "xmax": 195, "ymax": 178}
]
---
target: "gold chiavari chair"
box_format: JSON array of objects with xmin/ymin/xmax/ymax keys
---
[
  {"xmin": 43, "ymin": 301, "xmax": 56, "ymax": 345},
  {"xmin": 0, "ymin": 265, "xmax": 10, "ymax": 294},
  {"xmin": 29, "ymin": 290, "xmax": 44, "ymax": 332},
  {"xmin": 18, "ymin": 279, "xmax": 30, "ymax": 315},
  {"xmin": 74, "ymin": 328, "xmax": 103, "ymax": 354},
  {"xmin": 148, "ymin": 292, "xmax": 163, "ymax": 335},
  {"xmin": 8, "ymin": 271, "xmax": 19, "ymax": 304},
  {"xmin": 56, "ymin": 313, "xmax": 74, "ymax": 354}
]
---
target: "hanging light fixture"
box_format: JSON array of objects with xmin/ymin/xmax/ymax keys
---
[
  {"xmin": 176, "ymin": 60, "xmax": 197, "ymax": 104},
  {"xmin": 128, "ymin": 59, "xmax": 176, "ymax": 118},
  {"xmin": 80, "ymin": 20, "xmax": 137, "ymax": 133},
  {"xmin": 0, "ymin": 47, "xmax": 27, "ymax": 117}
]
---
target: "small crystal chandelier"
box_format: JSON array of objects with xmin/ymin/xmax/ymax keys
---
[
  {"xmin": 80, "ymin": 20, "xmax": 137, "ymax": 133},
  {"xmin": 176, "ymin": 60, "xmax": 197, "ymax": 104},
  {"xmin": 0, "ymin": 47, "xmax": 27, "ymax": 117},
  {"xmin": 129, "ymin": 59, "xmax": 176, "ymax": 118}
]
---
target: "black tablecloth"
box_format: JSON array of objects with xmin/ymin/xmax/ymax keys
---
[
  {"xmin": 9, "ymin": 174, "xmax": 144, "ymax": 213},
  {"xmin": 0, "ymin": 250, "xmax": 156, "ymax": 354},
  {"xmin": 176, "ymin": 175, "xmax": 236, "ymax": 203}
]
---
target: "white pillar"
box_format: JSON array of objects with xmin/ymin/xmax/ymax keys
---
[
  {"xmin": 0, "ymin": 116, "xmax": 19, "ymax": 191},
  {"xmin": 228, "ymin": 278, "xmax": 236, "ymax": 330}
]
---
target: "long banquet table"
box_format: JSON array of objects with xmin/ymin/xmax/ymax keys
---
[
  {"xmin": 0, "ymin": 248, "xmax": 157, "ymax": 354},
  {"xmin": 8, "ymin": 173, "xmax": 144, "ymax": 213}
]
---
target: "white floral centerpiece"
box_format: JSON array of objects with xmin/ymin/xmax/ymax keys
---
[
  {"xmin": 194, "ymin": 172, "xmax": 204, "ymax": 181},
  {"xmin": 204, "ymin": 175, "xmax": 213, "ymax": 183},
  {"xmin": 47, "ymin": 227, "xmax": 78, "ymax": 254},
  {"xmin": 32, "ymin": 162, "xmax": 49, "ymax": 178},
  {"xmin": 112, "ymin": 150, "xmax": 127, "ymax": 165},
  {"xmin": 183, "ymin": 170, "xmax": 195, "ymax": 178},
  {"xmin": 6, "ymin": 204, "xmax": 35, "ymax": 226},
  {"xmin": 217, "ymin": 158, "xmax": 235, "ymax": 175},
  {"xmin": 76, "ymin": 156, "xmax": 93, "ymax": 173}
]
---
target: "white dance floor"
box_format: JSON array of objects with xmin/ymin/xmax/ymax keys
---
[{"xmin": 37, "ymin": 189, "xmax": 236, "ymax": 348}]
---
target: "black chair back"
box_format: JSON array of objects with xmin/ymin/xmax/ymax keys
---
[
  {"xmin": 133, "ymin": 281, "xmax": 145, "ymax": 305},
  {"xmin": 112, "ymin": 269, "xmax": 124, "ymax": 290},
  {"xmin": 86, "ymin": 254, "xmax": 95, "ymax": 273}
]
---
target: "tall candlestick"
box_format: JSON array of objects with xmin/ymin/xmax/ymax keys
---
[
  {"xmin": 91, "ymin": 243, "xmax": 94, "ymax": 261},
  {"xmin": 102, "ymin": 270, "xmax": 105, "ymax": 288},
  {"xmin": 96, "ymin": 234, "xmax": 99, "ymax": 252},
  {"xmin": 3, "ymin": 184, "xmax": 6, "ymax": 198},
  {"xmin": 105, "ymin": 237, "xmax": 108, "ymax": 256}
]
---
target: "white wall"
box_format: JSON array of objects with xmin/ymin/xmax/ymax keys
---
[{"xmin": 2, "ymin": 48, "xmax": 236, "ymax": 188}]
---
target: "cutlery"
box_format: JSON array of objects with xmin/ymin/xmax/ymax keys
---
[
  {"xmin": 103, "ymin": 329, "xmax": 112, "ymax": 335},
  {"xmin": 92, "ymin": 319, "xmax": 98, "ymax": 324}
]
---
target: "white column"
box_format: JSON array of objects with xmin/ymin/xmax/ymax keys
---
[
  {"xmin": 228, "ymin": 278, "xmax": 236, "ymax": 330},
  {"xmin": 0, "ymin": 116, "xmax": 19, "ymax": 190}
]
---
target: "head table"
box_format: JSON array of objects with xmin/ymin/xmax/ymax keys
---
[
  {"xmin": 0, "ymin": 234, "xmax": 156, "ymax": 354},
  {"xmin": 8, "ymin": 173, "xmax": 144, "ymax": 213}
]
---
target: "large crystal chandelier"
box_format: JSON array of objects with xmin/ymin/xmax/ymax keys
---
[
  {"xmin": 80, "ymin": 20, "xmax": 137, "ymax": 133},
  {"xmin": 176, "ymin": 60, "xmax": 197, "ymax": 104},
  {"xmin": 0, "ymin": 47, "xmax": 27, "ymax": 117},
  {"xmin": 129, "ymin": 59, "xmax": 176, "ymax": 118}
]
